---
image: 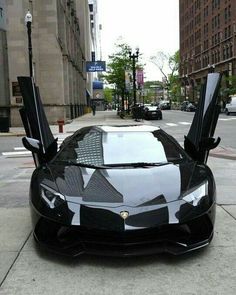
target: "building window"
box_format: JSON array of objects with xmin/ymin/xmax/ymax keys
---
[
  {"xmin": 229, "ymin": 44, "xmax": 233, "ymax": 57},
  {"xmin": 223, "ymin": 47, "xmax": 226, "ymax": 60},
  {"xmin": 224, "ymin": 27, "xmax": 227, "ymax": 39},
  {"xmin": 228, "ymin": 25, "xmax": 231, "ymax": 37},
  {"xmin": 89, "ymin": 4, "xmax": 93, "ymax": 12},
  {"xmin": 226, "ymin": 46, "xmax": 229, "ymax": 59},
  {"xmin": 224, "ymin": 7, "xmax": 228, "ymax": 23},
  {"xmin": 228, "ymin": 5, "xmax": 231, "ymax": 19}
]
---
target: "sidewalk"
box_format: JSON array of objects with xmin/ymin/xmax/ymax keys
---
[
  {"xmin": 1, "ymin": 110, "xmax": 236, "ymax": 160},
  {"xmin": 0, "ymin": 110, "xmax": 140, "ymax": 137}
]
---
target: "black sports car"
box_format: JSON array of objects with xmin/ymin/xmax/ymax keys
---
[
  {"xmin": 18, "ymin": 73, "xmax": 222, "ymax": 257},
  {"xmin": 143, "ymin": 105, "xmax": 162, "ymax": 120}
]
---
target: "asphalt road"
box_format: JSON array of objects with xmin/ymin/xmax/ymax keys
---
[
  {"xmin": 0, "ymin": 136, "xmax": 23, "ymax": 154},
  {"xmin": 148, "ymin": 110, "xmax": 236, "ymax": 149},
  {"xmin": 1, "ymin": 110, "xmax": 235, "ymax": 154}
]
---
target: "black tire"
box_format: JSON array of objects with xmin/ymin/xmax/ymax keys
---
[{"xmin": 225, "ymin": 109, "xmax": 230, "ymax": 116}]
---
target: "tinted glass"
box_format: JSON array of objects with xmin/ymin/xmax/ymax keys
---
[{"xmin": 53, "ymin": 129, "xmax": 187, "ymax": 165}]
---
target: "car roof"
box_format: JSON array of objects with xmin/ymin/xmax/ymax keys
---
[{"xmin": 98, "ymin": 125, "xmax": 160, "ymax": 133}]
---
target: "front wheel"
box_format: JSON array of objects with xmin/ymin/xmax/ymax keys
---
[{"xmin": 225, "ymin": 109, "xmax": 230, "ymax": 116}]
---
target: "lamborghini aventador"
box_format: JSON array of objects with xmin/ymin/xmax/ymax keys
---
[{"xmin": 18, "ymin": 73, "xmax": 222, "ymax": 257}]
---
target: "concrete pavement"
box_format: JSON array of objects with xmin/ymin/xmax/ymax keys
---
[
  {"xmin": 0, "ymin": 110, "xmax": 236, "ymax": 294},
  {"xmin": 0, "ymin": 110, "xmax": 139, "ymax": 137}
]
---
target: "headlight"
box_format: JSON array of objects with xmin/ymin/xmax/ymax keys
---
[
  {"xmin": 182, "ymin": 182, "xmax": 208, "ymax": 206},
  {"xmin": 40, "ymin": 184, "xmax": 65, "ymax": 209}
]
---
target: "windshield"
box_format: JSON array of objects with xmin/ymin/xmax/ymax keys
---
[
  {"xmin": 146, "ymin": 106, "xmax": 158, "ymax": 111},
  {"xmin": 52, "ymin": 129, "xmax": 187, "ymax": 167}
]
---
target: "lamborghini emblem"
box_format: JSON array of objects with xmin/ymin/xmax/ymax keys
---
[{"xmin": 120, "ymin": 211, "xmax": 129, "ymax": 220}]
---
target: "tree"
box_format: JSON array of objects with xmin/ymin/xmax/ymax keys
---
[
  {"xmin": 221, "ymin": 75, "xmax": 236, "ymax": 101},
  {"xmin": 103, "ymin": 87, "xmax": 113, "ymax": 104},
  {"xmin": 103, "ymin": 42, "xmax": 132, "ymax": 110},
  {"xmin": 150, "ymin": 50, "xmax": 181, "ymax": 102},
  {"xmin": 103, "ymin": 41, "xmax": 143, "ymax": 111}
]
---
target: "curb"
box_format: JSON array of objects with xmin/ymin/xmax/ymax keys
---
[
  {"xmin": 209, "ymin": 146, "xmax": 236, "ymax": 161},
  {"xmin": 209, "ymin": 153, "xmax": 236, "ymax": 161}
]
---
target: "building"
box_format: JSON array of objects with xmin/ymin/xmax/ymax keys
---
[
  {"xmin": 0, "ymin": 0, "xmax": 10, "ymax": 131},
  {"xmin": 88, "ymin": 0, "xmax": 105, "ymax": 109},
  {"xmin": 2, "ymin": 0, "xmax": 100, "ymax": 127},
  {"xmin": 179, "ymin": 0, "xmax": 236, "ymax": 102}
]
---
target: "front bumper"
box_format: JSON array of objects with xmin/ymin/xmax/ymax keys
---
[{"xmin": 31, "ymin": 204, "xmax": 215, "ymax": 257}]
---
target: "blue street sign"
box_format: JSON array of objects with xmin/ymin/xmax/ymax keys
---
[{"xmin": 86, "ymin": 61, "xmax": 106, "ymax": 72}]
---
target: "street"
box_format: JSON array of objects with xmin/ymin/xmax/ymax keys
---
[
  {"xmin": 0, "ymin": 110, "xmax": 236, "ymax": 294},
  {"xmin": 150, "ymin": 110, "xmax": 236, "ymax": 149},
  {"xmin": 1, "ymin": 110, "xmax": 236, "ymax": 153}
]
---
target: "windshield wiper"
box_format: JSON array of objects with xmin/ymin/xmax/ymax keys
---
[
  {"xmin": 53, "ymin": 160, "xmax": 177, "ymax": 169},
  {"xmin": 53, "ymin": 160, "xmax": 107, "ymax": 169},
  {"xmin": 103, "ymin": 162, "xmax": 170, "ymax": 168}
]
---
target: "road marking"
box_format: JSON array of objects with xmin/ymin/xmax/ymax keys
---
[
  {"xmin": 2, "ymin": 151, "xmax": 31, "ymax": 157},
  {"xmin": 2, "ymin": 138, "xmax": 64, "ymax": 158},
  {"xmin": 219, "ymin": 118, "xmax": 236, "ymax": 121},
  {"xmin": 178, "ymin": 122, "xmax": 191, "ymax": 125},
  {"xmin": 14, "ymin": 147, "xmax": 26, "ymax": 151},
  {"xmin": 166, "ymin": 123, "xmax": 178, "ymax": 126}
]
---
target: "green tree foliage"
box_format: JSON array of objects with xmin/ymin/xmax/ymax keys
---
[
  {"xmin": 103, "ymin": 87, "xmax": 113, "ymax": 104},
  {"xmin": 104, "ymin": 42, "xmax": 132, "ymax": 100},
  {"xmin": 221, "ymin": 75, "xmax": 236, "ymax": 101},
  {"xmin": 103, "ymin": 41, "xmax": 144, "ymax": 110},
  {"xmin": 150, "ymin": 50, "xmax": 181, "ymax": 102}
]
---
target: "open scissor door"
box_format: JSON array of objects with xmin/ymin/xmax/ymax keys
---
[
  {"xmin": 184, "ymin": 73, "xmax": 222, "ymax": 163},
  {"xmin": 18, "ymin": 76, "xmax": 57, "ymax": 166}
]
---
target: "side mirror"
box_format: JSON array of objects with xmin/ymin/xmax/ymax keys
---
[{"xmin": 22, "ymin": 137, "xmax": 42, "ymax": 153}]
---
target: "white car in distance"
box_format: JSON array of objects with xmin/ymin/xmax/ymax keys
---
[{"xmin": 225, "ymin": 96, "xmax": 236, "ymax": 115}]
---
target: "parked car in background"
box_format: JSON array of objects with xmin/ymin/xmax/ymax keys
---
[
  {"xmin": 225, "ymin": 96, "xmax": 236, "ymax": 115},
  {"xmin": 181, "ymin": 101, "xmax": 196, "ymax": 112},
  {"xmin": 159, "ymin": 100, "xmax": 171, "ymax": 110},
  {"xmin": 143, "ymin": 105, "xmax": 162, "ymax": 120},
  {"xmin": 186, "ymin": 102, "xmax": 197, "ymax": 112}
]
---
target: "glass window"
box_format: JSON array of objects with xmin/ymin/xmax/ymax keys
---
[{"xmin": 53, "ymin": 129, "xmax": 187, "ymax": 166}]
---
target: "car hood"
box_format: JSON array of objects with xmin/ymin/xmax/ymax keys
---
[{"xmin": 45, "ymin": 161, "xmax": 208, "ymax": 208}]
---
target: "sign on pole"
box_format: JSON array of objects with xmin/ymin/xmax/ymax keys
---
[
  {"xmin": 86, "ymin": 61, "xmax": 106, "ymax": 72},
  {"xmin": 136, "ymin": 69, "xmax": 144, "ymax": 86}
]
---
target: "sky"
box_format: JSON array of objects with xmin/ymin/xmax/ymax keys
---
[{"xmin": 97, "ymin": 0, "xmax": 179, "ymax": 81}]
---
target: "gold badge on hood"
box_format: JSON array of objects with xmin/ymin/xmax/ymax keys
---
[{"xmin": 120, "ymin": 211, "xmax": 129, "ymax": 220}]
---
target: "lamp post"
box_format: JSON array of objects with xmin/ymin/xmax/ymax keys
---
[
  {"xmin": 129, "ymin": 48, "xmax": 139, "ymax": 106},
  {"xmin": 183, "ymin": 75, "xmax": 188, "ymax": 101},
  {"xmin": 208, "ymin": 64, "xmax": 215, "ymax": 73},
  {"xmin": 190, "ymin": 78, "xmax": 195, "ymax": 101},
  {"xmin": 25, "ymin": 10, "xmax": 33, "ymax": 77}
]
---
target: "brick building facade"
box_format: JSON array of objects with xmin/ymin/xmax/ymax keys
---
[{"xmin": 179, "ymin": 0, "xmax": 236, "ymax": 102}]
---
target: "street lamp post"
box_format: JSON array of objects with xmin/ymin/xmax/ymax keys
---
[
  {"xmin": 25, "ymin": 10, "xmax": 33, "ymax": 77},
  {"xmin": 184, "ymin": 75, "xmax": 188, "ymax": 101},
  {"xmin": 129, "ymin": 48, "xmax": 139, "ymax": 106},
  {"xmin": 208, "ymin": 64, "xmax": 215, "ymax": 73}
]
